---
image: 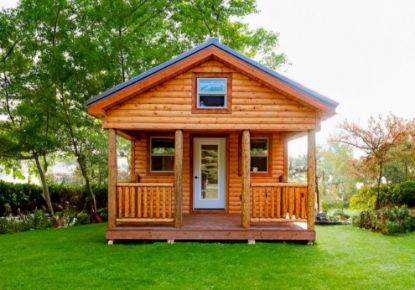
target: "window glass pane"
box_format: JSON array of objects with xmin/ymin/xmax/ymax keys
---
[
  {"xmin": 151, "ymin": 138, "xmax": 175, "ymax": 155},
  {"xmin": 151, "ymin": 156, "xmax": 174, "ymax": 172},
  {"xmin": 201, "ymin": 144, "xmax": 219, "ymax": 199},
  {"xmin": 199, "ymin": 95, "xmax": 225, "ymax": 108},
  {"xmin": 251, "ymin": 139, "xmax": 268, "ymax": 157},
  {"xmin": 250, "ymin": 138, "xmax": 268, "ymax": 172},
  {"xmin": 198, "ymin": 78, "xmax": 226, "ymax": 93},
  {"xmin": 151, "ymin": 138, "xmax": 174, "ymax": 172},
  {"xmin": 251, "ymin": 157, "xmax": 267, "ymax": 172}
]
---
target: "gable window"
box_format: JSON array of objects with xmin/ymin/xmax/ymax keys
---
[
  {"xmin": 197, "ymin": 78, "xmax": 227, "ymax": 108},
  {"xmin": 192, "ymin": 72, "xmax": 232, "ymax": 113},
  {"xmin": 150, "ymin": 137, "xmax": 175, "ymax": 172},
  {"xmin": 250, "ymin": 138, "xmax": 269, "ymax": 173}
]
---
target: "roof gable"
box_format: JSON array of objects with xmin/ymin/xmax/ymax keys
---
[{"xmin": 87, "ymin": 38, "xmax": 338, "ymax": 117}]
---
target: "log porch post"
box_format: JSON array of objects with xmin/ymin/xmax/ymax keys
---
[
  {"xmin": 174, "ymin": 129, "xmax": 183, "ymax": 228},
  {"xmin": 307, "ymin": 129, "xmax": 316, "ymax": 231},
  {"xmin": 108, "ymin": 129, "xmax": 117, "ymax": 229},
  {"xmin": 241, "ymin": 130, "xmax": 251, "ymax": 228}
]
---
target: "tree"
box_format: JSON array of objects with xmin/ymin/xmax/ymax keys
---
[
  {"xmin": 1, "ymin": 0, "xmax": 287, "ymax": 216},
  {"xmin": 0, "ymin": 7, "xmax": 64, "ymax": 214},
  {"xmin": 317, "ymin": 142, "xmax": 357, "ymax": 210},
  {"xmin": 335, "ymin": 114, "xmax": 408, "ymax": 208}
]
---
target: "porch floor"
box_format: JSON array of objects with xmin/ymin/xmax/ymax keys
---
[{"xmin": 107, "ymin": 214, "xmax": 315, "ymax": 242}]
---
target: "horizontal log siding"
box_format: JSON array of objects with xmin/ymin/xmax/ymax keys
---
[
  {"xmin": 228, "ymin": 133, "xmax": 284, "ymax": 214},
  {"xmin": 133, "ymin": 133, "xmax": 191, "ymax": 214},
  {"xmin": 104, "ymin": 60, "xmax": 317, "ymax": 131},
  {"xmin": 133, "ymin": 132, "xmax": 283, "ymax": 214}
]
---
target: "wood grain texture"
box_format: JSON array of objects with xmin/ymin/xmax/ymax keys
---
[
  {"xmin": 241, "ymin": 130, "xmax": 251, "ymax": 228},
  {"xmin": 88, "ymin": 45, "xmax": 335, "ymax": 118},
  {"xmin": 106, "ymin": 214, "xmax": 315, "ymax": 241},
  {"xmin": 174, "ymin": 130, "xmax": 183, "ymax": 228},
  {"xmin": 131, "ymin": 132, "xmax": 284, "ymax": 215},
  {"xmin": 307, "ymin": 129, "xmax": 316, "ymax": 230},
  {"xmin": 107, "ymin": 129, "xmax": 117, "ymax": 228},
  {"xmin": 103, "ymin": 60, "xmax": 318, "ymax": 131}
]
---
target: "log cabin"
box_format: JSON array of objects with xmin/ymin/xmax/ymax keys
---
[{"xmin": 87, "ymin": 38, "xmax": 338, "ymax": 244}]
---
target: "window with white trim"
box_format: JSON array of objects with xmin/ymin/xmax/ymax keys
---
[{"xmin": 197, "ymin": 78, "xmax": 227, "ymax": 108}]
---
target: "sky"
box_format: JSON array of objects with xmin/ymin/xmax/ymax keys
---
[{"xmin": 1, "ymin": 0, "xmax": 414, "ymax": 156}]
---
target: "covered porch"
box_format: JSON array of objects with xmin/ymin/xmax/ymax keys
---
[{"xmin": 106, "ymin": 128, "xmax": 317, "ymax": 242}]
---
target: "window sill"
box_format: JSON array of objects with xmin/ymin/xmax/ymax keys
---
[{"xmin": 191, "ymin": 108, "xmax": 232, "ymax": 114}]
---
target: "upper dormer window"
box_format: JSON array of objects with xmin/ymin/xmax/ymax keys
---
[
  {"xmin": 197, "ymin": 78, "xmax": 227, "ymax": 108},
  {"xmin": 192, "ymin": 72, "xmax": 232, "ymax": 114}
]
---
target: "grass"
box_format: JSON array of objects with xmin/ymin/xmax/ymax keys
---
[{"xmin": 0, "ymin": 224, "xmax": 414, "ymax": 289}]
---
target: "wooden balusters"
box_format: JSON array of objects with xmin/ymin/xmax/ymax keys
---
[
  {"xmin": 250, "ymin": 183, "xmax": 308, "ymax": 222},
  {"xmin": 115, "ymin": 183, "xmax": 174, "ymax": 223}
]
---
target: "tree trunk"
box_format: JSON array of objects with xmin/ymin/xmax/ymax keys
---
[
  {"xmin": 375, "ymin": 163, "xmax": 384, "ymax": 209},
  {"xmin": 77, "ymin": 154, "xmax": 98, "ymax": 213},
  {"xmin": 33, "ymin": 153, "xmax": 54, "ymax": 215},
  {"xmin": 315, "ymin": 174, "xmax": 321, "ymax": 213}
]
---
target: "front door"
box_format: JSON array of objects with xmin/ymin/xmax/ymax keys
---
[{"xmin": 193, "ymin": 138, "xmax": 226, "ymax": 209}]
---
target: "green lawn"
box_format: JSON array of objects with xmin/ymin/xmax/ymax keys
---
[{"xmin": 0, "ymin": 224, "xmax": 414, "ymax": 289}]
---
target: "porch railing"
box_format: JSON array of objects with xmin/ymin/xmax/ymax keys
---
[
  {"xmin": 250, "ymin": 183, "xmax": 308, "ymax": 222},
  {"xmin": 116, "ymin": 183, "xmax": 174, "ymax": 223}
]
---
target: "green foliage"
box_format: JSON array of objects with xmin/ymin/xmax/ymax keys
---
[
  {"xmin": 350, "ymin": 180, "xmax": 415, "ymax": 209},
  {"xmin": 0, "ymin": 0, "xmax": 286, "ymax": 205},
  {"xmin": 0, "ymin": 180, "xmax": 107, "ymax": 216},
  {"xmin": 353, "ymin": 206, "xmax": 414, "ymax": 235},
  {"xmin": 392, "ymin": 181, "xmax": 415, "ymax": 207},
  {"xmin": 349, "ymin": 186, "xmax": 378, "ymax": 210},
  {"xmin": 76, "ymin": 212, "xmax": 90, "ymax": 225},
  {"xmin": 0, "ymin": 210, "xmax": 54, "ymax": 234},
  {"xmin": 96, "ymin": 208, "xmax": 108, "ymax": 221}
]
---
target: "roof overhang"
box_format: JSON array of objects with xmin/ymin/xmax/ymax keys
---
[{"xmin": 87, "ymin": 38, "xmax": 338, "ymax": 118}]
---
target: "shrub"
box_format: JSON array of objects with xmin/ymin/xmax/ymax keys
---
[
  {"xmin": 97, "ymin": 208, "xmax": 108, "ymax": 221},
  {"xmin": 350, "ymin": 180, "xmax": 415, "ymax": 209},
  {"xmin": 0, "ymin": 211, "xmax": 55, "ymax": 234},
  {"xmin": 393, "ymin": 181, "xmax": 415, "ymax": 207},
  {"xmin": 349, "ymin": 186, "xmax": 377, "ymax": 210},
  {"xmin": 0, "ymin": 181, "xmax": 108, "ymax": 216},
  {"xmin": 353, "ymin": 205, "xmax": 414, "ymax": 235},
  {"xmin": 76, "ymin": 212, "xmax": 90, "ymax": 225}
]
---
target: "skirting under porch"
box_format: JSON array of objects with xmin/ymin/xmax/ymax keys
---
[{"xmin": 106, "ymin": 214, "xmax": 315, "ymax": 241}]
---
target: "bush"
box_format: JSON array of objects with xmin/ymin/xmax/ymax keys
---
[
  {"xmin": 97, "ymin": 208, "xmax": 108, "ymax": 221},
  {"xmin": 349, "ymin": 186, "xmax": 377, "ymax": 209},
  {"xmin": 0, "ymin": 210, "xmax": 55, "ymax": 234},
  {"xmin": 0, "ymin": 181, "xmax": 108, "ymax": 216},
  {"xmin": 76, "ymin": 212, "xmax": 90, "ymax": 225},
  {"xmin": 353, "ymin": 205, "xmax": 414, "ymax": 235},
  {"xmin": 393, "ymin": 181, "xmax": 415, "ymax": 207},
  {"xmin": 350, "ymin": 180, "xmax": 415, "ymax": 209}
]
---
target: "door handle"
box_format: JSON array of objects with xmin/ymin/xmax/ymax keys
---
[{"xmin": 194, "ymin": 176, "xmax": 198, "ymax": 179}]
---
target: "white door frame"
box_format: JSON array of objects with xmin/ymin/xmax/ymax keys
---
[{"xmin": 193, "ymin": 137, "xmax": 226, "ymax": 210}]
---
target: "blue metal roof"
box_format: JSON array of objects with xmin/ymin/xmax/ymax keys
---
[{"xmin": 87, "ymin": 38, "xmax": 338, "ymax": 109}]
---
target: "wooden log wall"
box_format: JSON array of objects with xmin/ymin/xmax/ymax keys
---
[
  {"xmin": 131, "ymin": 132, "xmax": 285, "ymax": 214},
  {"xmin": 104, "ymin": 60, "xmax": 317, "ymax": 131}
]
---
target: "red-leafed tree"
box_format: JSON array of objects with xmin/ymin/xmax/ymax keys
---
[{"xmin": 335, "ymin": 114, "xmax": 409, "ymax": 208}]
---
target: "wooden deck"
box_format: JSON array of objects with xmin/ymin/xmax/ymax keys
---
[{"xmin": 106, "ymin": 214, "xmax": 315, "ymax": 242}]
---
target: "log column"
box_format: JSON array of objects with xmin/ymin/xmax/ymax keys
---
[
  {"xmin": 307, "ymin": 129, "xmax": 316, "ymax": 231},
  {"xmin": 241, "ymin": 130, "xmax": 251, "ymax": 228},
  {"xmin": 282, "ymin": 136, "xmax": 289, "ymax": 183},
  {"xmin": 108, "ymin": 129, "xmax": 117, "ymax": 229},
  {"xmin": 174, "ymin": 129, "xmax": 183, "ymax": 228}
]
